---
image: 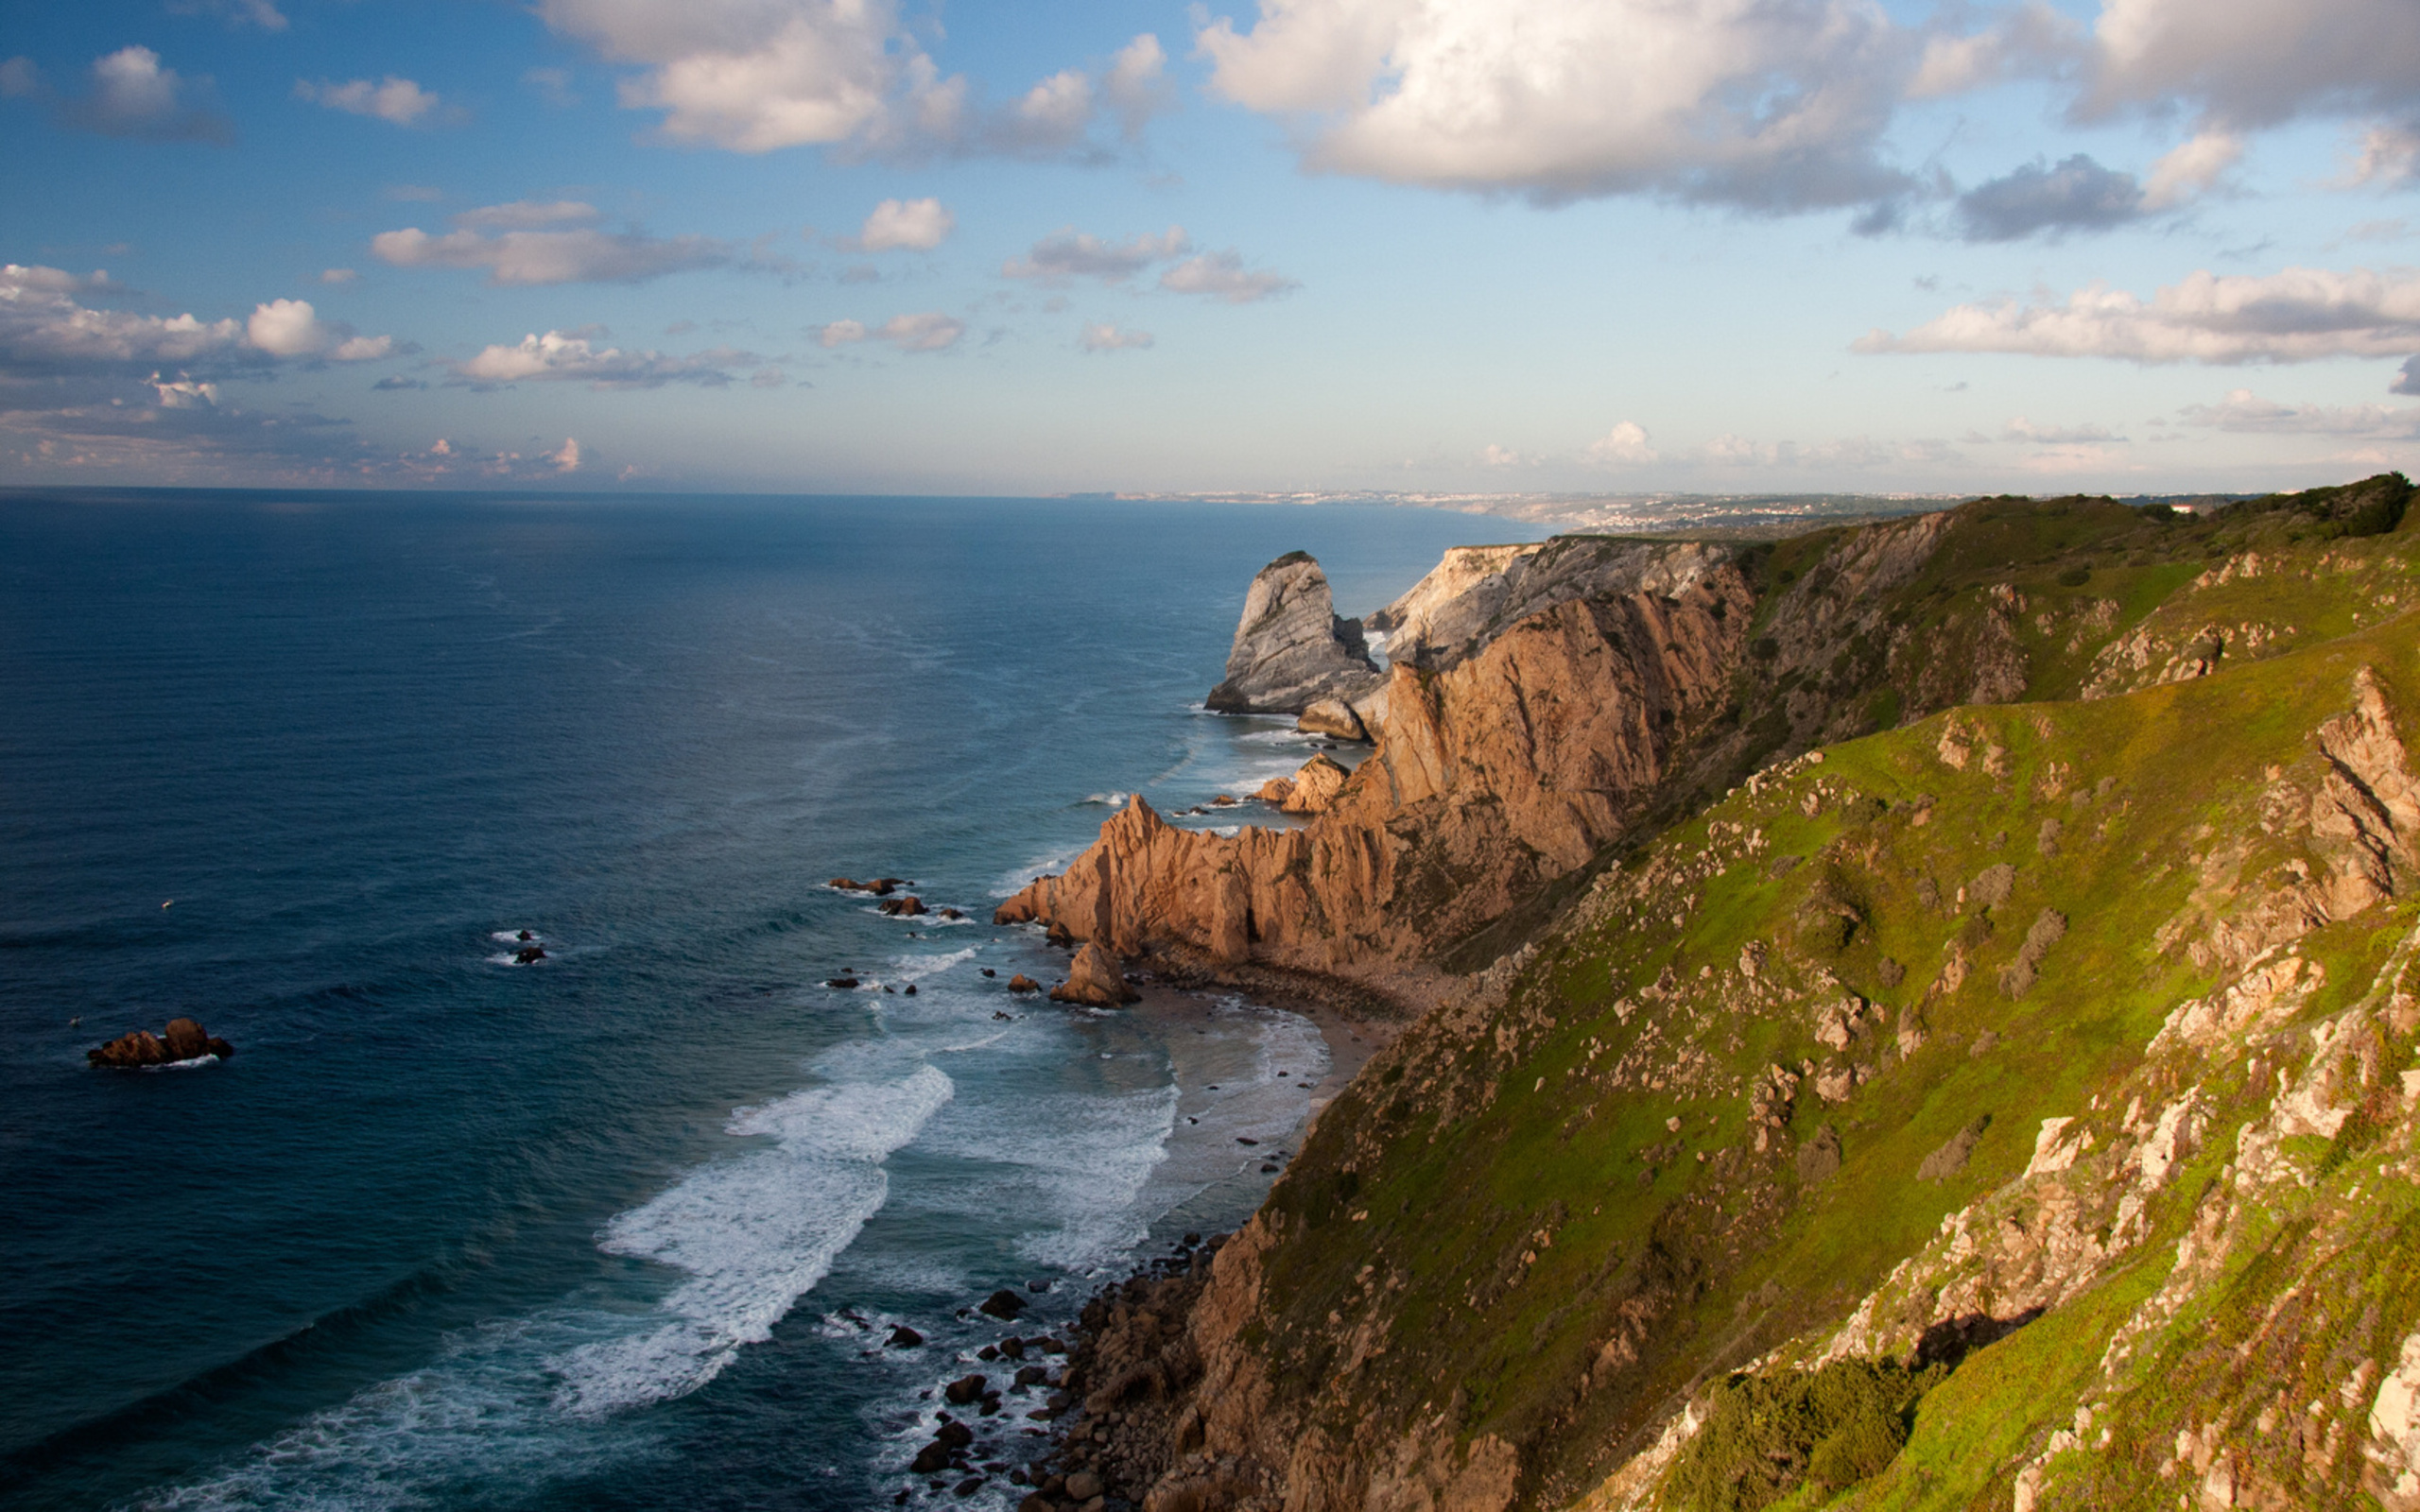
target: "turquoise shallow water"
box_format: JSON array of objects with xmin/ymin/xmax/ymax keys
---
[{"xmin": 0, "ymin": 490, "xmax": 1545, "ymax": 1510}]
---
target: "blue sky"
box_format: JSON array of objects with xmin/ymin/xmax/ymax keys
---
[{"xmin": 2, "ymin": 0, "xmax": 2416, "ymax": 495}]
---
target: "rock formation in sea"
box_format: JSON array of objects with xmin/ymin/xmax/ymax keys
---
[
  {"xmin": 89, "ymin": 1016, "xmax": 233, "ymax": 1067},
  {"xmin": 1203, "ymin": 553, "xmax": 1385, "ymax": 716}
]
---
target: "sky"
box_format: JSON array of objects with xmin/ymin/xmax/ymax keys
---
[{"xmin": 1, "ymin": 0, "xmax": 2416, "ymax": 496}]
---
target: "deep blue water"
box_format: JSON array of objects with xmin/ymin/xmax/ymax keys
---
[{"xmin": 0, "ymin": 490, "xmax": 1544, "ymax": 1511}]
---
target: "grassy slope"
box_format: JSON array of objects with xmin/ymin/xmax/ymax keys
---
[{"xmin": 1236, "ymin": 475, "xmax": 2420, "ymax": 1509}]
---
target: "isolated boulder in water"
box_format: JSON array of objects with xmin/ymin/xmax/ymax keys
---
[
  {"xmin": 878, "ymin": 895, "xmax": 926, "ymax": 917},
  {"xmin": 1007, "ymin": 974, "xmax": 1042, "ymax": 994},
  {"xmin": 1050, "ymin": 942, "xmax": 1140, "ymax": 1006},
  {"xmin": 1204, "ymin": 553, "xmax": 1384, "ymax": 714},
  {"xmin": 979, "ymin": 1288, "xmax": 1028, "ymax": 1320},
  {"xmin": 515, "ymin": 945, "xmax": 547, "ymax": 964},
  {"xmin": 89, "ymin": 1018, "xmax": 232, "ymax": 1068}
]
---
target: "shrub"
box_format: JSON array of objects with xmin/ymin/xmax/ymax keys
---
[{"xmin": 1664, "ymin": 1359, "xmax": 1941, "ymax": 1512}]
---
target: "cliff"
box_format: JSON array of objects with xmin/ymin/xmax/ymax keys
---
[{"xmin": 1016, "ymin": 474, "xmax": 2420, "ymax": 1512}]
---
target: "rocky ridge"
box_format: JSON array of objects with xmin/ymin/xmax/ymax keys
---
[{"xmin": 1019, "ymin": 475, "xmax": 2420, "ymax": 1512}]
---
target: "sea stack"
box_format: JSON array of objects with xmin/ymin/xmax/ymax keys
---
[
  {"xmin": 1203, "ymin": 553, "xmax": 1384, "ymax": 717},
  {"xmin": 1049, "ymin": 941, "xmax": 1141, "ymax": 1006}
]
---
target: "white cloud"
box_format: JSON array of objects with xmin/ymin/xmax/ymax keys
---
[
  {"xmin": 1479, "ymin": 443, "xmax": 1525, "ymax": 467},
  {"xmin": 547, "ymin": 437, "xmax": 584, "ymax": 472},
  {"xmin": 857, "ymin": 197, "xmax": 954, "ymax": 251},
  {"xmin": 2344, "ymin": 123, "xmax": 2420, "ymax": 187},
  {"xmin": 449, "ymin": 330, "xmax": 751, "ymax": 388},
  {"xmin": 874, "ymin": 311, "xmax": 963, "ymax": 352},
  {"xmin": 452, "ymin": 199, "xmax": 601, "ymax": 231},
  {"xmin": 166, "ymin": 0, "xmax": 288, "ymax": 30},
  {"xmin": 533, "ymin": 0, "xmax": 1167, "ymax": 160},
  {"xmin": 2084, "ymin": 0, "xmax": 2420, "ymax": 130},
  {"xmin": 0, "ymin": 268, "xmax": 395, "ymax": 379},
  {"xmin": 1078, "ymin": 322, "xmax": 1153, "ymax": 352},
  {"xmin": 2003, "ymin": 417, "xmax": 2127, "ymax": 443},
  {"xmin": 816, "ymin": 312, "xmax": 964, "ymax": 352},
  {"xmin": 2178, "ymin": 387, "xmax": 2420, "ymax": 436},
  {"xmin": 1158, "ymin": 249, "xmax": 1297, "ymax": 303},
  {"xmin": 1586, "ymin": 421, "xmax": 1659, "ymax": 464},
  {"xmin": 1858, "ymin": 266, "xmax": 2420, "ymax": 364},
  {"xmin": 296, "ymin": 76, "xmax": 444, "ymax": 127},
  {"xmin": 1195, "ymin": 0, "xmax": 1912, "ymax": 210},
  {"xmin": 2143, "ymin": 129, "xmax": 2243, "ymax": 209},
  {"xmin": 1103, "ymin": 34, "xmax": 1171, "ymax": 138},
  {"xmin": 1004, "ymin": 227, "xmax": 1190, "ymax": 284},
  {"xmin": 320, "ymin": 267, "xmax": 357, "ymax": 284},
  {"xmin": 67, "ymin": 45, "xmax": 232, "ymax": 143},
  {"xmin": 372, "ymin": 225, "xmax": 731, "ymax": 284}
]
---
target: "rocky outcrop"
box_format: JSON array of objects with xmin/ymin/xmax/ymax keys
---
[
  {"xmin": 1369, "ymin": 537, "xmax": 1736, "ymax": 672},
  {"xmin": 1051, "ymin": 941, "xmax": 1141, "ymax": 1006},
  {"xmin": 1205, "ymin": 554, "xmax": 1384, "ymax": 715},
  {"xmin": 89, "ymin": 1016, "xmax": 233, "ymax": 1068},
  {"xmin": 1296, "ymin": 696, "xmax": 1368, "ymax": 740},
  {"xmin": 1001, "ymin": 565, "xmax": 1755, "ymax": 971}
]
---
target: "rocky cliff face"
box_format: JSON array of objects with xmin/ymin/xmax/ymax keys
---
[
  {"xmin": 998, "ymin": 560, "xmax": 1756, "ymax": 974},
  {"xmin": 1021, "ymin": 477, "xmax": 2420, "ymax": 1512},
  {"xmin": 1204, "ymin": 552, "xmax": 1386, "ymax": 715},
  {"xmin": 1370, "ymin": 537, "xmax": 1737, "ymax": 673}
]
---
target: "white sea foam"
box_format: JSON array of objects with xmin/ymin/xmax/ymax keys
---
[
  {"xmin": 910, "ymin": 1084, "xmax": 1179, "ymax": 1272},
  {"xmin": 488, "ymin": 930, "xmax": 543, "ymax": 943},
  {"xmin": 545, "ymin": 1066, "xmax": 954, "ymax": 1416},
  {"xmin": 890, "ymin": 947, "xmax": 977, "ymax": 981},
  {"xmin": 1077, "ymin": 791, "xmax": 1131, "ymax": 808}
]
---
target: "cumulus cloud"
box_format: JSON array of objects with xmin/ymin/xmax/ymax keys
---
[
  {"xmin": 296, "ymin": 76, "xmax": 445, "ymax": 127},
  {"xmin": 2144, "ymin": 129, "xmax": 2244, "ymax": 208},
  {"xmin": 1586, "ymin": 421, "xmax": 1659, "ymax": 464},
  {"xmin": 0, "ymin": 266, "xmax": 396, "ymax": 377},
  {"xmin": 1078, "ymin": 322, "xmax": 1153, "ymax": 352},
  {"xmin": 816, "ymin": 312, "xmax": 965, "ymax": 352},
  {"xmin": 856, "ymin": 197, "xmax": 954, "ymax": 251},
  {"xmin": 2083, "ymin": 0, "xmax": 2420, "ymax": 130},
  {"xmin": 448, "ymin": 330, "xmax": 754, "ymax": 388},
  {"xmin": 372, "ymin": 221, "xmax": 730, "ymax": 285},
  {"xmin": 1194, "ymin": 0, "xmax": 1913, "ymax": 211},
  {"xmin": 534, "ymin": 0, "xmax": 1167, "ymax": 161},
  {"xmin": 2178, "ymin": 387, "xmax": 2420, "ymax": 436},
  {"xmin": 547, "ymin": 437, "xmax": 583, "ymax": 472},
  {"xmin": 1004, "ymin": 227, "xmax": 1190, "ymax": 284},
  {"xmin": 1158, "ymin": 249, "xmax": 1297, "ymax": 303},
  {"xmin": 1102, "ymin": 34, "xmax": 1172, "ymax": 138},
  {"xmin": 1858, "ymin": 266, "xmax": 2420, "ymax": 364},
  {"xmin": 63, "ymin": 45, "xmax": 232, "ymax": 143},
  {"xmin": 1956, "ymin": 155, "xmax": 2144, "ymax": 241}
]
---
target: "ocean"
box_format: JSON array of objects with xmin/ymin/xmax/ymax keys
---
[{"xmin": 0, "ymin": 490, "xmax": 1547, "ymax": 1510}]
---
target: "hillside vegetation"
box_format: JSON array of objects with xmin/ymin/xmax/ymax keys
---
[{"xmin": 1040, "ymin": 475, "xmax": 2420, "ymax": 1512}]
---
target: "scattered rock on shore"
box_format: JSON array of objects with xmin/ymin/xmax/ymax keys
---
[
  {"xmin": 1049, "ymin": 942, "xmax": 1139, "ymax": 1007},
  {"xmin": 89, "ymin": 1016, "xmax": 233, "ymax": 1068}
]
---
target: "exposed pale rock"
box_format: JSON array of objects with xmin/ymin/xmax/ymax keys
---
[
  {"xmin": 1368, "ymin": 535, "xmax": 1735, "ymax": 672},
  {"xmin": 1204, "ymin": 553, "xmax": 1382, "ymax": 714}
]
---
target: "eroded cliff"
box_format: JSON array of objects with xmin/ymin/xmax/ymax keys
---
[{"xmin": 1016, "ymin": 475, "xmax": 2420, "ymax": 1512}]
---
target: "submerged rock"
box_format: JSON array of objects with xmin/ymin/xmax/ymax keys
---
[
  {"xmin": 1204, "ymin": 553, "xmax": 1383, "ymax": 715},
  {"xmin": 1049, "ymin": 941, "xmax": 1140, "ymax": 1007}
]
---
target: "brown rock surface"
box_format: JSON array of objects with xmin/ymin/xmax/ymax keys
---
[
  {"xmin": 1051, "ymin": 941, "xmax": 1141, "ymax": 1006},
  {"xmin": 996, "ymin": 565, "xmax": 1754, "ymax": 971},
  {"xmin": 89, "ymin": 1018, "xmax": 233, "ymax": 1068}
]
